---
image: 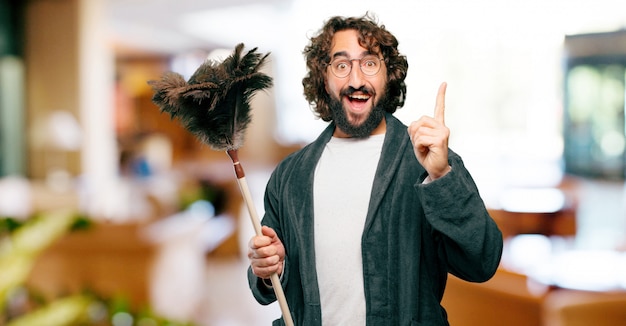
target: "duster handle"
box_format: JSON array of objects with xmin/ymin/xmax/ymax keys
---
[{"xmin": 226, "ymin": 150, "xmax": 295, "ymax": 326}]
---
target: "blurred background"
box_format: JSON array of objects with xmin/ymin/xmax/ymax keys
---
[{"xmin": 1, "ymin": 0, "xmax": 625, "ymax": 325}]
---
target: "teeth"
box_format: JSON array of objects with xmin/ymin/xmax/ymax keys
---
[{"xmin": 349, "ymin": 94, "xmax": 370, "ymax": 100}]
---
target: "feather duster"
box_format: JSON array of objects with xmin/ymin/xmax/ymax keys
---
[
  {"xmin": 147, "ymin": 44, "xmax": 294, "ymax": 326},
  {"xmin": 147, "ymin": 43, "xmax": 272, "ymax": 151}
]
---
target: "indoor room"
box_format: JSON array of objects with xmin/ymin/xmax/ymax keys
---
[{"xmin": 1, "ymin": 0, "xmax": 625, "ymax": 325}]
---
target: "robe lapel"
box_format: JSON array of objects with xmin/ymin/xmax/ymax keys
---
[
  {"xmin": 363, "ymin": 113, "xmax": 410, "ymax": 234},
  {"xmin": 291, "ymin": 123, "xmax": 335, "ymax": 306}
]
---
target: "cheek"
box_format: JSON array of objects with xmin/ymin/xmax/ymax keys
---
[
  {"xmin": 375, "ymin": 67, "xmax": 389, "ymax": 90},
  {"xmin": 325, "ymin": 78, "xmax": 342, "ymax": 96},
  {"xmin": 374, "ymin": 76, "xmax": 389, "ymax": 95}
]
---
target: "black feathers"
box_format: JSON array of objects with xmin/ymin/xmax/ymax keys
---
[{"xmin": 148, "ymin": 43, "xmax": 272, "ymax": 151}]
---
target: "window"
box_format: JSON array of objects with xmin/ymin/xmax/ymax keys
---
[{"xmin": 563, "ymin": 31, "xmax": 626, "ymax": 180}]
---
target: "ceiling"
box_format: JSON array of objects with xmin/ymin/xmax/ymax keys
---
[
  {"xmin": 106, "ymin": 0, "xmax": 290, "ymax": 57},
  {"xmin": 106, "ymin": 0, "xmax": 626, "ymax": 59}
]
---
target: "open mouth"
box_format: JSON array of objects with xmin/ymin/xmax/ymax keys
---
[
  {"xmin": 347, "ymin": 94, "xmax": 371, "ymax": 103},
  {"xmin": 343, "ymin": 93, "xmax": 371, "ymax": 114},
  {"xmin": 339, "ymin": 87, "xmax": 374, "ymax": 114}
]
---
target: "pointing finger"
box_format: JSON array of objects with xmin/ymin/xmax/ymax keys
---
[{"xmin": 434, "ymin": 82, "xmax": 447, "ymax": 124}]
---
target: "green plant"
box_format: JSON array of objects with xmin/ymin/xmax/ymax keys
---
[{"xmin": 0, "ymin": 211, "xmax": 194, "ymax": 325}]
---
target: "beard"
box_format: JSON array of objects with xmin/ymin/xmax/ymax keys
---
[{"xmin": 328, "ymin": 86, "xmax": 390, "ymax": 138}]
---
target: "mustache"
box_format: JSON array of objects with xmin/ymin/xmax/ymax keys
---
[{"xmin": 340, "ymin": 86, "xmax": 375, "ymax": 97}]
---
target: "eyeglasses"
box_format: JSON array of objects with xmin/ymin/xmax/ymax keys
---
[{"xmin": 328, "ymin": 55, "xmax": 384, "ymax": 78}]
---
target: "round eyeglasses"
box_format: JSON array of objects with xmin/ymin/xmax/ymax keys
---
[{"xmin": 328, "ymin": 55, "xmax": 384, "ymax": 78}]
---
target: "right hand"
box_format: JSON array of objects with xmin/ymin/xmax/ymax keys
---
[
  {"xmin": 407, "ymin": 82, "xmax": 451, "ymax": 180},
  {"xmin": 248, "ymin": 226, "xmax": 286, "ymax": 279}
]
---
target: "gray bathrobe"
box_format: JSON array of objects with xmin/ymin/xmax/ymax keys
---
[{"xmin": 248, "ymin": 113, "xmax": 503, "ymax": 325}]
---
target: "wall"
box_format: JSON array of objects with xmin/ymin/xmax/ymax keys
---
[{"xmin": 25, "ymin": 0, "xmax": 81, "ymax": 179}]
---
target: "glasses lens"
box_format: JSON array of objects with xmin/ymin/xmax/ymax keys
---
[
  {"xmin": 360, "ymin": 56, "xmax": 380, "ymax": 76},
  {"xmin": 331, "ymin": 59, "xmax": 350, "ymax": 78},
  {"xmin": 329, "ymin": 56, "xmax": 382, "ymax": 78}
]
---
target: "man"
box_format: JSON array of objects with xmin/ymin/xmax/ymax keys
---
[{"xmin": 247, "ymin": 13, "xmax": 503, "ymax": 325}]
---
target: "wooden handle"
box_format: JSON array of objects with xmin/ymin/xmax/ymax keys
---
[
  {"xmin": 227, "ymin": 150, "xmax": 294, "ymax": 326},
  {"xmin": 227, "ymin": 149, "xmax": 245, "ymax": 179}
]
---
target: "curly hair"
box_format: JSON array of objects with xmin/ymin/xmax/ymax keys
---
[{"xmin": 302, "ymin": 13, "xmax": 408, "ymax": 121}]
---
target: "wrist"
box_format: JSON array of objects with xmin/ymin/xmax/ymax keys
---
[{"xmin": 428, "ymin": 165, "xmax": 452, "ymax": 181}]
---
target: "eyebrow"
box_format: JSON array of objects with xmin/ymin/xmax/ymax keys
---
[{"xmin": 331, "ymin": 50, "xmax": 372, "ymax": 60}]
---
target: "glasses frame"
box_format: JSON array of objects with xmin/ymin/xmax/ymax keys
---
[{"xmin": 327, "ymin": 55, "xmax": 385, "ymax": 78}]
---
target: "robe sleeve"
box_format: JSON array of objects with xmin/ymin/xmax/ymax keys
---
[
  {"xmin": 416, "ymin": 152, "xmax": 503, "ymax": 282},
  {"xmin": 247, "ymin": 165, "xmax": 290, "ymax": 305}
]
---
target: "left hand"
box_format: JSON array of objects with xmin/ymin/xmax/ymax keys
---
[
  {"xmin": 408, "ymin": 82, "xmax": 451, "ymax": 180},
  {"xmin": 248, "ymin": 226, "xmax": 285, "ymax": 280}
]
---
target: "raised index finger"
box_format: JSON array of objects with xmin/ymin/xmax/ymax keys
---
[{"xmin": 434, "ymin": 82, "xmax": 447, "ymax": 124}]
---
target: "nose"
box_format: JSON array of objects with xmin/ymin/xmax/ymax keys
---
[{"xmin": 348, "ymin": 59, "xmax": 366, "ymax": 89}]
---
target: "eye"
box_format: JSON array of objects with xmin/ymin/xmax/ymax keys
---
[
  {"xmin": 362, "ymin": 57, "xmax": 378, "ymax": 68},
  {"xmin": 334, "ymin": 60, "xmax": 350, "ymax": 72}
]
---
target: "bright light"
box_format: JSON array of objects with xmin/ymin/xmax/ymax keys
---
[
  {"xmin": 499, "ymin": 188, "xmax": 566, "ymax": 213},
  {"xmin": 602, "ymin": 130, "xmax": 626, "ymax": 157}
]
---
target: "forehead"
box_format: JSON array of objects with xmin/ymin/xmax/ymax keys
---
[{"xmin": 330, "ymin": 29, "xmax": 377, "ymax": 58}]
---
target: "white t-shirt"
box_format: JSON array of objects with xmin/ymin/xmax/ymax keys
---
[{"xmin": 313, "ymin": 134, "xmax": 384, "ymax": 325}]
